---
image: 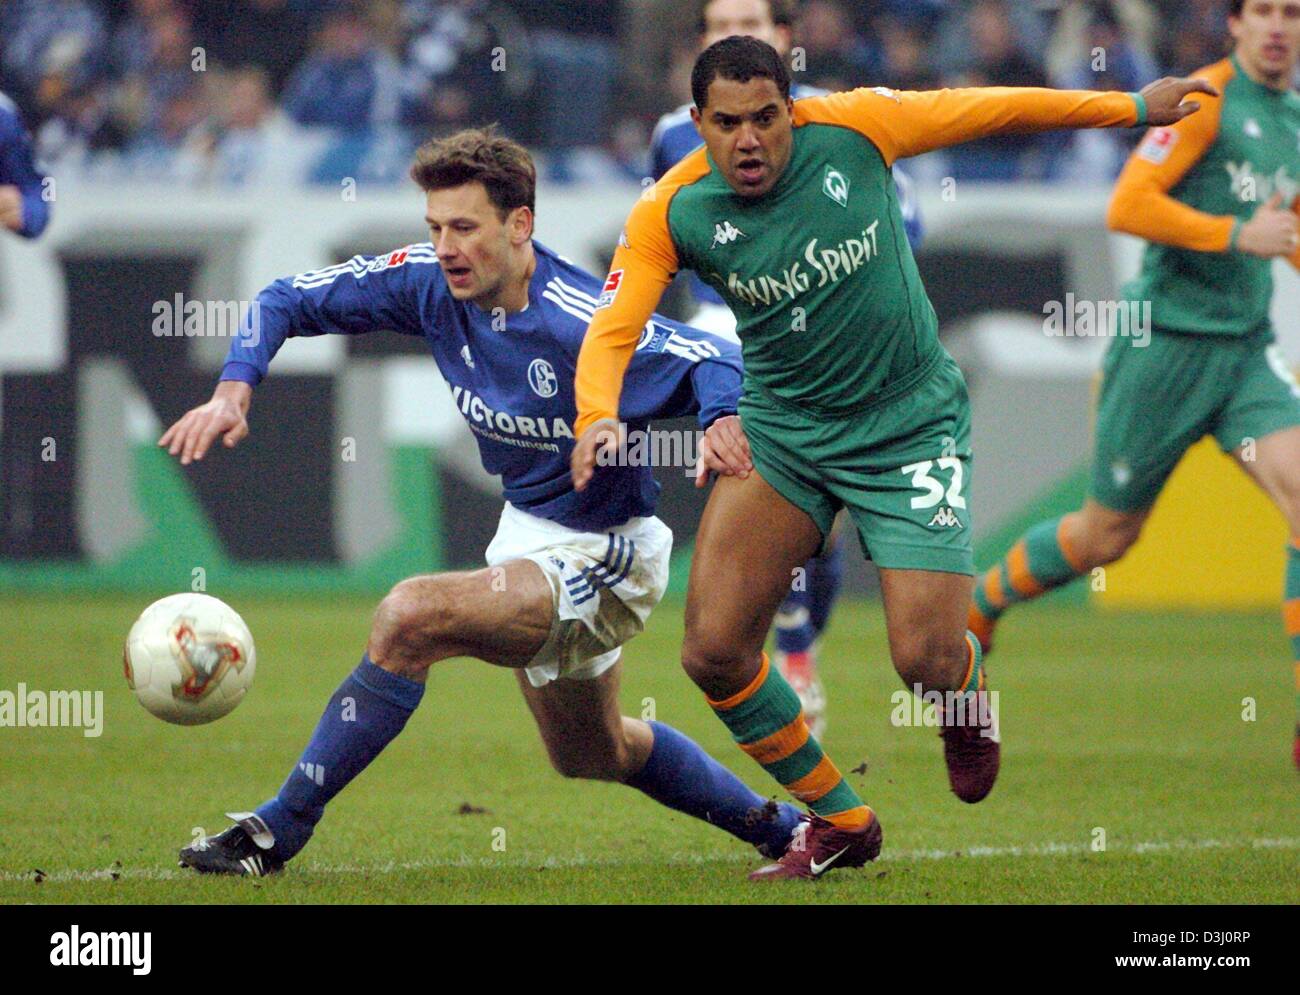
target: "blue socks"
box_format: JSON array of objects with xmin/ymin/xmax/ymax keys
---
[
  {"xmin": 256, "ymin": 655, "xmax": 424, "ymax": 861},
  {"xmin": 775, "ymin": 538, "xmax": 845, "ymax": 654},
  {"xmin": 255, "ymin": 662, "xmax": 802, "ymax": 863},
  {"xmin": 625, "ymin": 721, "xmax": 803, "ymax": 855}
]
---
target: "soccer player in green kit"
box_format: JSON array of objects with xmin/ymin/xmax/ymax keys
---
[
  {"xmin": 969, "ymin": 0, "xmax": 1300, "ymax": 770},
  {"xmin": 569, "ymin": 35, "xmax": 1211, "ymax": 878}
]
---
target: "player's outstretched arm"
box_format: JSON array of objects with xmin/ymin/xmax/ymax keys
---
[
  {"xmin": 572, "ymin": 184, "xmax": 683, "ymax": 491},
  {"xmin": 801, "ymin": 77, "xmax": 1218, "ymax": 166},
  {"xmin": 158, "ymin": 380, "xmax": 252, "ymax": 466}
]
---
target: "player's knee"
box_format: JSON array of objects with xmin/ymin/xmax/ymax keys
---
[
  {"xmin": 369, "ymin": 577, "xmax": 448, "ymax": 668},
  {"xmin": 891, "ymin": 632, "xmax": 968, "ymax": 692},
  {"xmin": 1093, "ymin": 518, "xmax": 1143, "ymax": 565},
  {"xmin": 681, "ymin": 629, "xmax": 750, "ymax": 696},
  {"xmin": 545, "ymin": 743, "xmax": 624, "ymax": 782}
]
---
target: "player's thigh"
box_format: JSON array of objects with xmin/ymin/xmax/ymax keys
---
[
  {"xmin": 1090, "ymin": 334, "xmax": 1221, "ymax": 512},
  {"xmin": 377, "ymin": 559, "xmax": 554, "ymax": 668},
  {"xmin": 514, "ymin": 663, "xmax": 629, "ymax": 777},
  {"xmin": 1219, "ymin": 341, "xmax": 1300, "ymax": 529},
  {"xmin": 1234, "ymin": 426, "xmax": 1300, "ymax": 531},
  {"xmin": 685, "ymin": 468, "xmax": 826, "ymax": 661}
]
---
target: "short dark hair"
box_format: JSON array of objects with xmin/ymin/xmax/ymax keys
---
[
  {"xmin": 692, "ymin": 36, "xmax": 792, "ymax": 109},
  {"xmin": 697, "ymin": 0, "xmax": 796, "ymax": 32},
  {"xmin": 1229, "ymin": 0, "xmax": 1245, "ymax": 14},
  {"xmin": 409, "ymin": 126, "xmax": 536, "ymax": 220}
]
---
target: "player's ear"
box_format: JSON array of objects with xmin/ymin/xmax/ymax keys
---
[
  {"xmin": 509, "ymin": 206, "xmax": 534, "ymax": 245},
  {"xmin": 690, "ymin": 106, "xmax": 703, "ymax": 129}
]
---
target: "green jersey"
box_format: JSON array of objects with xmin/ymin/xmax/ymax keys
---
[
  {"xmin": 1111, "ymin": 56, "xmax": 1300, "ymax": 336},
  {"xmin": 576, "ymin": 84, "xmax": 1144, "ymax": 433}
]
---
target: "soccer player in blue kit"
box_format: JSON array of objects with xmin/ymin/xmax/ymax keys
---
[
  {"xmin": 165, "ymin": 129, "xmax": 805, "ymax": 876},
  {"xmin": 648, "ymin": 0, "xmax": 924, "ymax": 733},
  {"xmin": 0, "ymin": 91, "xmax": 51, "ymax": 239}
]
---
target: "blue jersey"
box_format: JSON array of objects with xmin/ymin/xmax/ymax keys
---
[
  {"xmin": 221, "ymin": 241, "xmax": 743, "ymax": 532},
  {"xmin": 649, "ymin": 83, "xmax": 924, "ymax": 305},
  {"xmin": 0, "ymin": 92, "xmax": 50, "ymax": 239}
]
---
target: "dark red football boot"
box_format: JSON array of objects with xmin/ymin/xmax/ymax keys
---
[
  {"xmin": 940, "ymin": 689, "xmax": 1000, "ymax": 803},
  {"xmin": 748, "ymin": 811, "xmax": 883, "ymax": 881}
]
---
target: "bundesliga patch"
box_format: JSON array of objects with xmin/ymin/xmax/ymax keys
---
[
  {"xmin": 597, "ymin": 269, "xmax": 624, "ymax": 309},
  {"xmin": 1137, "ymin": 128, "xmax": 1177, "ymax": 165},
  {"xmin": 367, "ymin": 248, "xmax": 410, "ymax": 272}
]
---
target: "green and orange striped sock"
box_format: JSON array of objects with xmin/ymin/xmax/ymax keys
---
[
  {"xmin": 708, "ymin": 653, "xmax": 872, "ymax": 830},
  {"xmin": 971, "ymin": 517, "xmax": 1088, "ymax": 640},
  {"xmin": 1285, "ymin": 538, "xmax": 1300, "ymax": 734}
]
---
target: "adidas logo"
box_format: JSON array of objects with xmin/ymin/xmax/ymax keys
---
[
  {"xmin": 927, "ymin": 506, "xmax": 961, "ymax": 528},
  {"xmin": 710, "ymin": 221, "xmax": 745, "ymax": 249},
  {"xmin": 239, "ymin": 853, "xmax": 272, "ymax": 877},
  {"xmin": 299, "ymin": 761, "xmax": 325, "ymax": 786}
]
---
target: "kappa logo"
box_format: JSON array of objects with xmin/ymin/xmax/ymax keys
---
[
  {"xmin": 927, "ymin": 506, "xmax": 961, "ymax": 529},
  {"xmin": 528, "ymin": 358, "xmax": 558, "ymax": 398},
  {"xmin": 710, "ymin": 220, "xmax": 746, "ymax": 249},
  {"xmin": 461, "ymin": 344, "xmax": 475, "ymax": 369},
  {"xmin": 823, "ymin": 166, "xmax": 850, "ymax": 208},
  {"xmin": 596, "ymin": 269, "xmax": 624, "ymax": 309},
  {"xmin": 1111, "ymin": 459, "xmax": 1133, "ymax": 487},
  {"xmin": 1243, "ymin": 117, "xmax": 1262, "ymax": 139}
]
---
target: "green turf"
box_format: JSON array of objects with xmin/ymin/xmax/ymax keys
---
[{"xmin": 1, "ymin": 595, "xmax": 1296, "ymax": 904}]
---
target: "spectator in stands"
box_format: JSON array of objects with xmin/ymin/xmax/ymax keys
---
[
  {"xmin": 399, "ymin": 0, "xmax": 533, "ymax": 140},
  {"xmin": 510, "ymin": 0, "xmax": 620, "ymax": 177},
  {"xmin": 1159, "ymin": 0, "xmax": 1231, "ymax": 73},
  {"xmin": 204, "ymin": 66, "xmax": 310, "ymax": 186},
  {"xmin": 876, "ymin": 14, "xmax": 940, "ymax": 91},
  {"xmin": 794, "ymin": 0, "xmax": 882, "ymax": 92},
  {"xmin": 281, "ymin": 3, "xmax": 403, "ymax": 129},
  {"xmin": 1, "ymin": 0, "xmax": 108, "ymax": 113},
  {"xmin": 942, "ymin": 0, "xmax": 1049, "ymax": 181},
  {"xmin": 201, "ymin": 0, "xmax": 314, "ymax": 96}
]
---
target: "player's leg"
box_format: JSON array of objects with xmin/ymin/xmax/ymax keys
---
[
  {"xmin": 180, "ymin": 561, "xmax": 555, "ymax": 874},
  {"xmin": 514, "ymin": 663, "xmax": 802, "ymax": 855},
  {"xmin": 1216, "ymin": 338, "xmax": 1300, "ymax": 765},
  {"xmin": 971, "ymin": 331, "xmax": 1213, "ymax": 654},
  {"xmin": 682, "ymin": 468, "xmax": 882, "ymax": 878},
  {"xmin": 968, "ymin": 499, "xmax": 1151, "ymax": 653},
  {"xmin": 1232, "ymin": 427, "xmax": 1300, "ymax": 766},
  {"xmin": 772, "ymin": 526, "xmax": 843, "ymax": 737}
]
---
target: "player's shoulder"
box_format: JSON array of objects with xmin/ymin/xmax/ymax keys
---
[
  {"xmin": 533, "ymin": 241, "xmax": 605, "ymax": 305},
  {"xmin": 792, "ymin": 84, "xmax": 907, "ymax": 140},
  {"xmin": 286, "ymin": 243, "xmax": 441, "ymax": 292},
  {"xmin": 651, "ymin": 101, "xmax": 696, "ymax": 146}
]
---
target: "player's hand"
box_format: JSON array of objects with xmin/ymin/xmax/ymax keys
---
[
  {"xmin": 0, "ymin": 186, "xmax": 24, "ymax": 232},
  {"xmin": 694, "ymin": 414, "xmax": 752, "ymax": 489},
  {"xmin": 1237, "ymin": 192, "xmax": 1300, "ymax": 258},
  {"xmin": 1138, "ymin": 76, "xmax": 1219, "ymax": 125},
  {"xmin": 570, "ymin": 418, "xmax": 622, "ymax": 492},
  {"xmin": 158, "ymin": 380, "xmax": 252, "ymax": 466}
]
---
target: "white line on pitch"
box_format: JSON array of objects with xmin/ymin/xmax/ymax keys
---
[{"xmin": 2, "ymin": 836, "xmax": 1297, "ymax": 884}]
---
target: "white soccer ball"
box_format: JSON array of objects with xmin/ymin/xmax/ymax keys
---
[{"xmin": 123, "ymin": 593, "xmax": 256, "ymax": 725}]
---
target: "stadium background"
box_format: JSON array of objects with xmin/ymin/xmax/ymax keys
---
[{"xmin": 2, "ymin": 0, "xmax": 1298, "ymax": 608}]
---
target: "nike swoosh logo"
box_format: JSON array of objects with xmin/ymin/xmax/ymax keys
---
[{"xmin": 809, "ymin": 845, "xmax": 851, "ymax": 876}]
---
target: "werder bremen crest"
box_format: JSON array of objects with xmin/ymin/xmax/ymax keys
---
[{"xmin": 823, "ymin": 166, "xmax": 850, "ymax": 207}]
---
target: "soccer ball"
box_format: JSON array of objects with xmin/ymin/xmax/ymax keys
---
[{"xmin": 123, "ymin": 593, "xmax": 256, "ymax": 725}]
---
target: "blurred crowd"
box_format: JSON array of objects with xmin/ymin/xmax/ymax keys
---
[{"xmin": 0, "ymin": 0, "xmax": 1262, "ymax": 188}]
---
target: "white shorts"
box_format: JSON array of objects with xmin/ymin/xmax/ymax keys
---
[
  {"xmin": 689, "ymin": 302, "xmax": 740, "ymax": 343},
  {"xmin": 484, "ymin": 503, "xmax": 673, "ymax": 687}
]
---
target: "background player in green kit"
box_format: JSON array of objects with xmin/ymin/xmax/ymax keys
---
[
  {"xmin": 969, "ymin": 0, "xmax": 1300, "ymax": 769},
  {"xmin": 569, "ymin": 35, "xmax": 1211, "ymax": 878}
]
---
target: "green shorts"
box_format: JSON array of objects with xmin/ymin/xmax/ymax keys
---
[
  {"xmin": 1091, "ymin": 328, "xmax": 1300, "ymax": 512},
  {"xmin": 738, "ymin": 352, "xmax": 974, "ymax": 575}
]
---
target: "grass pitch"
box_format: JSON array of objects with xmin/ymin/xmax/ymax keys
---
[{"xmin": 1, "ymin": 594, "xmax": 1296, "ymax": 904}]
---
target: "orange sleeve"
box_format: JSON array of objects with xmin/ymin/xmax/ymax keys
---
[
  {"xmin": 795, "ymin": 85, "xmax": 1142, "ymax": 166},
  {"xmin": 573, "ymin": 150, "xmax": 708, "ymax": 436},
  {"xmin": 1106, "ymin": 62, "xmax": 1235, "ymax": 253}
]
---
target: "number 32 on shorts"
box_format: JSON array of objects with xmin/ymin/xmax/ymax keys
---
[{"xmin": 900, "ymin": 457, "xmax": 967, "ymax": 510}]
